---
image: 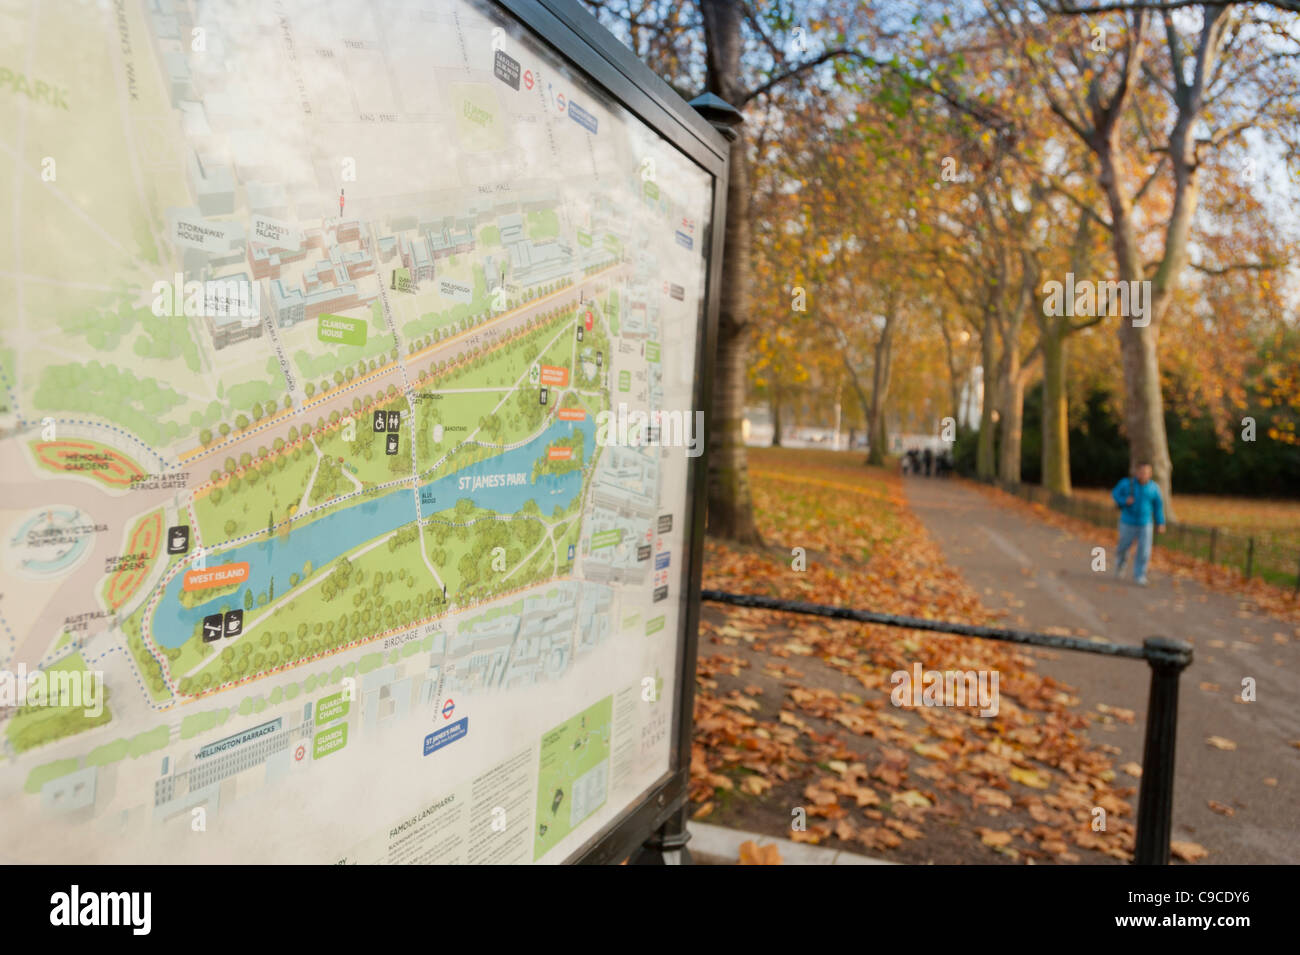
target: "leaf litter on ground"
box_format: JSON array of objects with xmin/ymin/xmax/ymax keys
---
[{"xmin": 693, "ymin": 449, "xmax": 1154, "ymax": 864}]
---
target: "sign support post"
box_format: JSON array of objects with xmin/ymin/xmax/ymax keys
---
[
  {"xmin": 628, "ymin": 809, "xmax": 693, "ymax": 865},
  {"xmin": 620, "ymin": 93, "xmax": 743, "ymax": 868}
]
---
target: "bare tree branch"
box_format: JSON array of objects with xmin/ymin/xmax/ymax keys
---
[
  {"xmin": 1056, "ymin": 1, "xmax": 1300, "ymax": 14},
  {"xmin": 1190, "ymin": 259, "xmax": 1286, "ymax": 276}
]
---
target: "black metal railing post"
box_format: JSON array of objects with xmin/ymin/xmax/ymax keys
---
[
  {"xmin": 703, "ymin": 590, "xmax": 1195, "ymax": 864},
  {"xmin": 1133, "ymin": 636, "xmax": 1194, "ymax": 865}
]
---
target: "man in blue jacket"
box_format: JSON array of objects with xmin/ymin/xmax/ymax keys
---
[{"xmin": 1111, "ymin": 463, "xmax": 1166, "ymax": 586}]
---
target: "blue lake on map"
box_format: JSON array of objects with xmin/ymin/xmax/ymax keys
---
[{"xmin": 152, "ymin": 415, "xmax": 595, "ymax": 648}]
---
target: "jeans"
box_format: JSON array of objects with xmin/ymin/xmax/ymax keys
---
[{"xmin": 1116, "ymin": 520, "xmax": 1153, "ymax": 581}]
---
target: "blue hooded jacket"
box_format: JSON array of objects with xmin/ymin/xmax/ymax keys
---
[{"xmin": 1112, "ymin": 476, "xmax": 1165, "ymax": 527}]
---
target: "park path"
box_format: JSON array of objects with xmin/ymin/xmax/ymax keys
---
[{"xmin": 904, "ymin": 475, "xmax": 1300, "ymax": 864}]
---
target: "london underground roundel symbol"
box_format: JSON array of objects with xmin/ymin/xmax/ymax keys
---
[
  {"xmin": 294, "ymin": 743, "xmax": 306, "ymax": 761},
  {"xmin": 442, "ymin": 699, "xmax": 455, "ymax": 720},
  {"xmin": 556, "ymin": 93, "xmax": 566, "ymax": 112}
]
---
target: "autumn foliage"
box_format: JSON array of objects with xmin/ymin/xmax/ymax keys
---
[{"xmin": 694, "ymin": 448, "xmax": 1143, "ymax": 862}]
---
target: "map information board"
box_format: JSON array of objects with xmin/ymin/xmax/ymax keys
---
[{"xmin": 0, "ymin": 0, "xmax": 715, "ymax": 863}]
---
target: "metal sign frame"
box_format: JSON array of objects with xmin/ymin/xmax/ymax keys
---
[{"xmin": 491, "ymin": 0, "xmax": 728, "ymax": 865}]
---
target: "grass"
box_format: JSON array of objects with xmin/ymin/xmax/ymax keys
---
[
  {"xmin": 316, "ymin": 417, "xmax": 408, "ymax": 487},
  {"xmin": 605, "ymin": 289, "xmax": 619, "ymax": 336},
  {"xmin": 1073, "ymin": 488, "xmax": 1300, "ymax": 535},
  {"xmin": 431, "ymin": 308, "xmax": 569, "ymax": 393},
  {"xmin": 745, "ymin": 446, "xmax": 903, "ymax": 562},
  {"xmin": 527, "ymin": 209, "xmax": 560, "ymax": 240},
  {"xmin": 1071, "ymin": 487, "xmax": 1300, "ymax": 588},
  {"xmin": 169, "ymin": 628, "xmax": 216, "ymax": 675},
  {"xmin": 414, "ymin": 388, "xmax": 512, "ymax": 474},
  {"xmin": 195, "ymin": 443, "xmax": 317, "ymax": 544},
  {"xmin": 181, "ymin": 707, "xmax": 230, "ymax": 740},
  {"xmin": 4, "ymin": 652, "xmax": 112, "ymax": 753},
  {"xmin": 537, "ymin": 321, "xmax": 576, "ymax": 377},
  {"xmin": 122, "ymin": 601, "xmax": 172, "ymax": 703}
]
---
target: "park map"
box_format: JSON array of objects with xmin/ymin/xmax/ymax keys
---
[{"xmin": 0, "ymin": 0, "xmax": 711, "ymax": 863}]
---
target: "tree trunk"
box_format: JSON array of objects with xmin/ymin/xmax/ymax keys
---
[
  {"xmin": 870, "ymin": 415, "xmax": 890, "ymax": 466},
  {"xmin": 701, "ymin": 0, "xmax": 762, "ymax": 543},
  {"xmin": 977, "ymin": 311, "xmax": 997, "ymax": 479},
  {"xmin": 770, "ymin": 388, "xmax": 782, "ymax": 447},
  {"xmin": 938, "ymin": 313, "xmax": 963, "ymax": 425},
  {"xmin": 1116, "ymin": 321, "xmax": 1171, "ymax": 504},
  {"xmin": 1036, "ymin": 211, "xmax": 1095, "ymax": 497},
  {"xmin": 994, "ymin": 250, "xmax": 1039, "ymax": 485},
  {"xmin": 1098, "ymin": 135, "xmax": 1175, "ymax": 519},
  {"xmin": 841, "ymin": 350, "xmax": 874, "ymax": 462},
  {"xmin": 1040, "ymin": 324, "xmax": 1071, "ymax": 495},
  {"xmin": 997, "ymin": 347, "xmax": 1023, "ymax": 484},
  {"xmin": 866, "ymin": 311, "xmax": 896, "ymax": 466},
  {"xmin": 709, "ymin": 302, "xmax": 763, "ymax": 542}
]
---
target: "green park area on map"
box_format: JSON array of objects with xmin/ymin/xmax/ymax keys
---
[{"xmin": 534, "ymin": 695, "xmax": 612, "ymax": 859}]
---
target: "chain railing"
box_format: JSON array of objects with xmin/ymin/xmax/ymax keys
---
[{"xmin": 702, "ymin": 589, "xmax": 1194, "ymax": 865}]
